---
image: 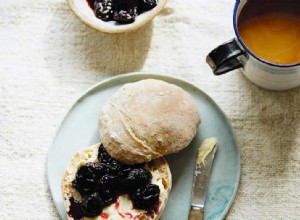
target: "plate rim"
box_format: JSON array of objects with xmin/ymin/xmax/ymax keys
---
[{"xmin": 46, "ymin": 72, "xmax": 240, "ymax": 220}]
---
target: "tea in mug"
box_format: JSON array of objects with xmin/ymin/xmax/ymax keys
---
[{"xmin": 238, "ymin": 0, "xmax": 300, "ymax": 65}]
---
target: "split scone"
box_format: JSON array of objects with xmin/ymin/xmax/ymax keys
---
[
  {"xmin": 62, "ymin": 143, "xmax": 172, "ymax": 220},
  {"xmin": 99, "ymin": 79, "xmax": 201, "ymax": 164}
]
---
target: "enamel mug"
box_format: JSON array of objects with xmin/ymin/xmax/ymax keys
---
[{"xmin": 206, "ymin": 0, "xmax": 300, "ymax": 91}]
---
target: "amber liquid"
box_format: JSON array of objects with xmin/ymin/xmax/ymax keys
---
[{"xmin": 238, "ymin": 0, "xmax": 300, "ymax": 65}]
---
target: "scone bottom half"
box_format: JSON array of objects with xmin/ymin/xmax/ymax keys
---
[{"xmin": 62, "ymin": 143, "xmax": 172, "ymax": 220}]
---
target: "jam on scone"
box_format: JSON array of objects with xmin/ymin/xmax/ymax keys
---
[
  {"xmin": 87, "ymin": 0, "xmax": 158, "ymax": 23},
  {"xmin": 69, "ymin": 144, "xmax": 160, "ymax": 218}
]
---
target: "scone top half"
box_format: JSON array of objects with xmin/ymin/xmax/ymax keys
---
[{"xmin": 99, "ymin": 79, "xmax": 201, "ymax": 164}]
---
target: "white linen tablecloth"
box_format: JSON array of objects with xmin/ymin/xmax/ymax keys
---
[{"xmin": 1, "ymin": 0, "xmax": 300, "ymax": 219}]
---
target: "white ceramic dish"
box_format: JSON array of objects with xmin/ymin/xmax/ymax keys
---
[
  {"xmin": 67, "ymin": 0, "xmax": 167, "ymax": 33},
  {"xmin": 47, "ymin": 73, "xmax": 240, "ymax": 220}
]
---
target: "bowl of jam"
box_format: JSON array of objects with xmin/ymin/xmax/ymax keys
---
[{"xmin": 67, "ymin": 0, "xmax": 167, "ymax": 33}]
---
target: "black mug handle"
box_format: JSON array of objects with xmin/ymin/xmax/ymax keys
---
[{"xmin": 206, "ymin": 39, "xmax": 248, "ymax": 75}]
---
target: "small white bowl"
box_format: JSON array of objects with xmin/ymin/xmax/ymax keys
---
[{"xmin": 67, "ymin": 0, "xmax": 167, "ymax": 33}]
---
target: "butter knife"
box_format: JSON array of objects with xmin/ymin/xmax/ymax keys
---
[{"xmin": 188, "ymin": 138, "xmax": 217, "ymax": 220}]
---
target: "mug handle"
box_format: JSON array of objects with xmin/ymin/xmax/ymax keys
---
[{"xmin": 206, "ymin": 39, "xmax": 248, "ymax": 75}]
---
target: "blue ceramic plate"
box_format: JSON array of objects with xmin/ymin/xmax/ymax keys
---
[{"xmin": 47, "ymin": 73, "xmax": 240, "ymax": 220}]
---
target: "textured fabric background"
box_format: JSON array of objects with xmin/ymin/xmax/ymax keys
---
[{"xmin": 1, "ymin": 0, "xmax": 300, "ymax": 219}]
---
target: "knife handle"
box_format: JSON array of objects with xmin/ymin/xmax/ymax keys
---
[{"xmin": 188, "ymin": 208, "xmax": 204, "ymax": 220}]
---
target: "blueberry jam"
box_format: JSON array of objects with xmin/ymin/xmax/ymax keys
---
[
  {"xmin": 82, "ymin": 192, "xmax": 104, "ymax": 217},
  {"xmin": 68, "ymin": 197, "xmax": 83, "ymax": 220},
  {"xmin": 87, "ymin": 0, "xmax": 158, "ymax": 23},
  {"xmin": 70, "ymin": 144, "xmax": 160, "ymax": 218},
  {"xmin": 130, "ymin": 184, "xmax": 160, "ymax": 211}
]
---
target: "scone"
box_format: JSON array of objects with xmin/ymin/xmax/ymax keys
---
[
  {"xmin": 62, "ymin": 143, "xmax": 172, "ymax": 220},
  {"xmin": 99, "ymin": 79, "xmax": 201, "ymax": 164}
]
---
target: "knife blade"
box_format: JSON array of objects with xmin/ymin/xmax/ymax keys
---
[{"xmin": 188, "ymin": 138, "xmax": 217, "ymax": 220}]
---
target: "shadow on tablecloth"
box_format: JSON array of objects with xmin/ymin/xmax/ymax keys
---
[{"xmin": 43, "ymin": 1, "xmax": 154, "ymax": 80}]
